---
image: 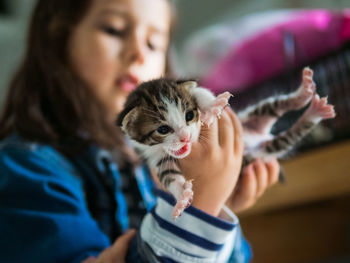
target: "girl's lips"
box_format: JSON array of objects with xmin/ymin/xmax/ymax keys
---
[
  {"xmin": 120, "ymin": 81, "xmax": 137, "ymax": 92},
  {"xmin": 118, "ymin": 74, "xmax": 139, "ymax": 92}
]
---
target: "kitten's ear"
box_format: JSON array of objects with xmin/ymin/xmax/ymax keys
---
[
  {"xmin": 176, "ymin": 80, "xmax": 198, "ymax": 90},
  {"xmin": 116, "ymin": 106, "xmax": 138, "ymax": 130}
]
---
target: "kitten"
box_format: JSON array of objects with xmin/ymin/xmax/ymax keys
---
[
  {"xmin": 117, "ymin": 67, "xmax": 335, "ymax": 219},
  {"xmin": 117, "ymin": 79, "xmax": 231, "ymax": 219}
]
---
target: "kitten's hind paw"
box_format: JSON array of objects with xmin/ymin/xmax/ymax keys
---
[
  {"xmin": 304, "ymin": 94, "xmax": 336, "ymax": 122},
  {"xmin": 172, "ymin": 180, "xmax": 194, "ymax": 220},
  {"xmin": 292, "ymin": 67, "xmax": 316, "ymax": 109},
  {"xmin": 312, "ymin": 95, "xmax": 336, "ymax": 119}
]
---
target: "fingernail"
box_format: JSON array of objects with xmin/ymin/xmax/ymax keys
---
[{"xmin": 244, "ymin": 164, "xmax": 252, "ymax": 174}]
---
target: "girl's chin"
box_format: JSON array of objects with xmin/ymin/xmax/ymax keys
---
[{"xmin": 114, "ymin": 95, "xmax": 128, "ymax": 115}]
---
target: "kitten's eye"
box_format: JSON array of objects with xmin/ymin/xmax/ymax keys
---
[
  {"xmin": 157, "ymin": 125, "xmax": 171, "ymax": 135},
  {"xmin": 185, "ymin": 110, "xmax": 194, "ymax": 122}
]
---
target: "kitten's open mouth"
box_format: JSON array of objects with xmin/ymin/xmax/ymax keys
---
[
  {"xmin": 174, "ymin": 144, "xmax": 189, "ymax": 155},
  {"xmin": 168, "ymin": 143, "xmax": 191, "ymax": 158}
]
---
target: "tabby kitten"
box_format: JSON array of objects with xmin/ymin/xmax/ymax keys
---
[
  {"xmin": 117, "ymin": 79, "xmax": 231, "ymax": 219},
  {"xmin": 117, "ymin": 67, "xmax": 335, "ymax": 219}
]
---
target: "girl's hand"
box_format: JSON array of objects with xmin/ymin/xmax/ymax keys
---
[
  {"xmin": 179, "ymin": 107, "xmax": 244, "ymax": 217},
  {"xmin": 81, "ymin": 229, "xmax": 136, "ymax": 263},
  {"xmin": 226, "ymin": 158, "xmax": 280, "ymax": 213}
]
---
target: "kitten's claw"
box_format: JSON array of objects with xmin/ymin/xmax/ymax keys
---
[
  {"xmin": 172, "ymin": 180, "xmax": 194, "ymax": 220},
  {"xmin": 200, "ymin": 92, "xmax": 232, "ymax": 126},
  {"xmin": 291, "ymin": 67, "xmax": 316, "ymax": 110},
  {"xmin": 303, "ymin": 93, "xmax": 336, "ymax": 122},
  {"xmin": 216, "ymin": 91, "xmax": 233, "ymax": 101},
  {"xmin": 183, "ymin": 179, "xmax": 193, "ymax": 189}
]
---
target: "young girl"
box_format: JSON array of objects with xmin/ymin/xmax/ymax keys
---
[{"xmin": 0, "ymin": 0, "xmax": 279, "ymax": 262}]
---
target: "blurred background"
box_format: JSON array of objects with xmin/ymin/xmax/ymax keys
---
[{"xmin": 1, "ymin": 0, "xmax": 350, "ymax": 262}]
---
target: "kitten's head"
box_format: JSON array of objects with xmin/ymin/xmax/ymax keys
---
[{"xmin": 117, "ymin": 78, "xmax": 200, "ymax": 158}]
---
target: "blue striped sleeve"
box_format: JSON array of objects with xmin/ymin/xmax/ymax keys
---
[{"xmin": 140, "ymin": 190, "xmax": 240, "ymax": 263}]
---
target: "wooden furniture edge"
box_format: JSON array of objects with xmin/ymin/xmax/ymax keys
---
[{"xmin": 239, "ymin": 139, "xmax": 350, "ymax": 217}]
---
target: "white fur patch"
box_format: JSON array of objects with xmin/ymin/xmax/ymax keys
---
[{"xmin": 162, "ymin": 98, "xmax": 200, "ymax": 156}]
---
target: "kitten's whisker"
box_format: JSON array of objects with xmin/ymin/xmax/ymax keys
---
[
  {"xmin": 198, "ymin": 135, "xmax": 211, "ymax": 151},
  {"xmin": 199, "ymin": 134, "xmax": 209, "ymax": 140},
  {"xmin": 199, "ymin": 134, "xmax": 210, "ymax": 144}
]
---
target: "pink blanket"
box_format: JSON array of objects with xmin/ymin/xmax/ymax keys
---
[{"xmin": 203, "ymin": 9, "xmax": 350, "ymax": 94}]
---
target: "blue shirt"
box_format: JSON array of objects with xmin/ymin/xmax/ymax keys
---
[{"xmin": 0, "ymin": 134, "xmax": 251, "ymax": 263}]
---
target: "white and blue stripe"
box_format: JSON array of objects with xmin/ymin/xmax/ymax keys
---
[{"xmin": 140, "ymin": 190, "xmax": 239, "ymax": 263}]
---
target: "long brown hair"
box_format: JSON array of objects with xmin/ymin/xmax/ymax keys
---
[{"xmin": 0, "ymin": 0, "xmax": 175, "ymax": 155}]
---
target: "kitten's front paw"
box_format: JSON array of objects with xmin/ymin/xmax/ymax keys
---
[
  {"xmin": 293, "ymin": 67, "xmax": 316, "ymax": 109},
  {"xmin": 172, "ymin": 180, "xmax": 193, "ymax": 220},
  {"xmin": 305, "ymin": 94, "xmax": 336, "ymax": 122},
  {"xmin": 200, "ymin": 92, "xmax": 232, "ymax": 126}
]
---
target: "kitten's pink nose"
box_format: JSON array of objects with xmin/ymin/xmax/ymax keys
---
[{"xmin": 180, "ymin": 135, "xmax": 191, "ymax": 143}]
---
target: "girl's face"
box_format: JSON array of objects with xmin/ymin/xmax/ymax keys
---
[{"xmin": 69, "ymin": 0, "xmax": 171, "ymax": 116}]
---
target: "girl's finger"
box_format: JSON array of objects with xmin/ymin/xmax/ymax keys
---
[
  {"xmin": 266, "ymin": 158, "xmax": 280, "ymax": 185},
  {"xmin": 94, "ymin": 229, "xmax": 136, "ymax": 263},
  {"xmin": 198, "ymin": 117, "xmax": 219, "ymax": 147},
  {"xmin": 81, "ymin": 257, "xmax": 97, "ymax": 263},
  {"xmin": 182, "ymin": 117, "xmax": 219, "ymax": 167},
  {"xmin": 224, "ymin": 107, "xmax": 243, "ymax": 154},
  {"xmin": 240, "ymin": 164, "xmax": 257, "ymax": 201},
  {"xmin": 109, "ymin": 229, "xmax": 136, "ymax": 259},
  {"xmin": 218, "ymin": 110, "xmax": 234, "ymax": 148},
  {"xmin": 253, "ymin": 160, "xmax": 268, "ymax": 198}
]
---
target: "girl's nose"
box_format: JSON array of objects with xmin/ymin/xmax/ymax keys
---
[{"xmin": 124, "ymin": 34, "xmax": 145, "ymax": 65}]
